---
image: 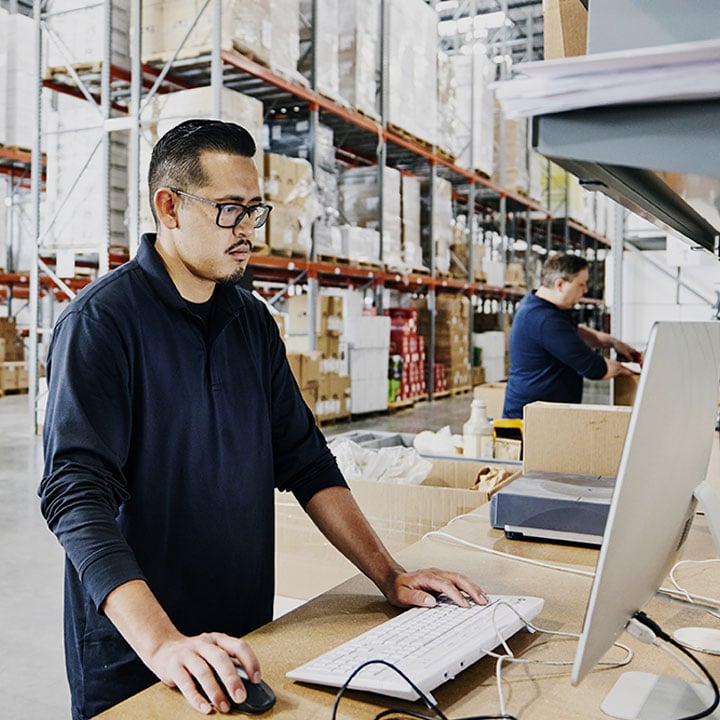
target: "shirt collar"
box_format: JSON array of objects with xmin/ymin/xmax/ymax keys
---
[{"xmin": 137, "ymin": 233, "xmax": 245, "ymax": 315}]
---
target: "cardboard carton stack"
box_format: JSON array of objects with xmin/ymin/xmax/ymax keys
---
[
  {"xmin": 263, "ymin": 153, "xmax": 317, "ymax": 256},
  {"xmin": 0, "ymin": 318, "xmax": 27, "ymax": 396},
  {"xmin": 286, "ymin": 350, "xmax": 321, "ymax": 418},
  {"xmin": 337, "ymin": 0, "xmax": 379, "ymax": 118},
  {"xmin": 45, "ymin": 0, "xmax": 130, "ymax": 69},
  {"xmin": 385, "ymin": 307, "xmax": 426, "ymax": 405},
  {"xmin": 0, "ymin": 9, "xmax": 36, "ymax": 149},
  {"xmin": 386, "ymin": 0, "xmax": 437, "ymax": 146},
  {"xmin": 420, "ymin": 176, "xmax": 453, "ymax": 276},
  {"xmin": 472, "ymin": 330, "xmax": 506, "ymax": 384},
  {"xmin": 494, "ymin": 110, "xmax": 529, "ymax": 195},
  {"xmin": 417, "ymin": 296, "xmax": 471, "ymax": 392},
  {"xmin": 338, "ymin": 166, "xmax": 403, "ymax": 268},
  {"xmin": 45, "ymin": 94, "xmax": 129, "ymax": 251},
  {"xmin": 344, "ymin": 307, "xmax": 391, "ymax": 415},
  {"xmin": 450, "ymin": 50, "xmax": 495, "ymax": 178},
  {"xmin": 400, "ymin": 175, "xmax": 425, "ymax": 271},
  {"xmin": 141, "ymin": 0, "xmax": 299, "ymax": 77},
  {"xmin": 298, "ymin": 0, "xmax": 339, "ymax": 98},
  {"xmin": 286, "ymin": 294, "xmax": 351, "ymax": 423}
]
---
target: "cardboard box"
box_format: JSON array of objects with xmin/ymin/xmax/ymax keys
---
[
  {"xmin": 473, "ymin": 383, "xmax": 507, "ymax": 420},
  {"xmin": 614, "ymin": 374, "xmax": 641, "ymax": 406},
  {"xmin": 542, "ymin": 0, "xmax": 588, "ymax": 60},
  {"xmin": 274, "ymin": 457, "xmax": 520, "ymax": 599},
  {"xmin": 523, "ymin": 402, "xmax": 632, "ymax": 477}
]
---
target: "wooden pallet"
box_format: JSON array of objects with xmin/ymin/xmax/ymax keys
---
[
  {"xmin": 432, "ymin": 389, "xmax": 451, "ymax": 400},
  {"xmin": 387, "ymin": 123, "xmax": 436, "ymax": 154},
  {"xmin": 0, "ymin": 387, "xmax": 28, "ymax": 398},
  {"xmin": 388, "ymin": 397, "xmax": 416, "ymax": 412},
  {"xmin": 269, "ymin": 247, "xmax": 308, "ymax": 260},
  {"xmin": 44, "ymin": 61, "xmax": 103, "ymax": 80},
  {"xmin": 449, "ymin": 385, "xmax": 472, "ymax": 397},
  {"xmin": 317, "ymin": 413, "xmax": 352, "ymax": 427}
]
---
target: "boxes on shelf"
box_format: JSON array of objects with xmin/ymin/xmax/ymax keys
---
[
  {"xmin": 386, "ymin": 0, "xmax": 437, "ymax": 146},
  {"xmin": 339, "ymin": 225, "xmax": 382, "ymax": 266},
  {"xmin": 298, "ymin": 0, "xmax": 339, "ymax": 98},
  {"xmin": 494, "ymin": 110, "xmax": 529, "ymax": 195},
  {"xmin": 287, "ymin": 293, "xmax": 344, "ymax": 339},
  {"xmin": 337, "ymin": 0, "xmax": 379, "ymax": 118},
  {"xmin": 339, "ymin": 166, "xmax": 402, "ymax": 268},
  {"xmin": 142, "ymin": 0, "xmax": 300, "ymax": 77},
  {"xmin": 45, "ymin": 94, "xmax": 129, "ymax": 250},
  {"xmin": 416, "ymin": 296, "xmax": 471, "ymax": 392},
  {"xmin": 472, "ymin": 331, "xmax": 505, "ymax": 384},
  {"xmin": 504, "ymin": 262, "xmax": 526, "ymax": 288},
  {"xmin": 400, "ymin": 174, "xmax": 424, "ymax": 271},
  {"xmin": 263, "ymin": 153, "xmax": 317, "ymax": 256},
  {"xmin": 523, "ymin": 401, "xmax": 632, "ymax": 477},
  {"xmin": 0, "ymin": 318, "xmax": 25, "ymax": 362},
  {"xmin": 0, "ymin": 361, "xmax": 28, "ymax": 394},
  {"xmin": 316, "ymin": 371, "xmax": 351, "ymax": 423},
  {"xmin": 265, "ymin": 120, "xmax": 336, "ymax": 171},
  {"xmin": 45, "ymin": 0, "xmax": 130, "ymax": 69},
  {"xmin": 345, "ymin": 314, "xmax": 391, "ymax": 415},
  {"xmin": 1, "ymin": 9, "xmax": 37, "ymax": 149},
  {"xmin": 448, "ymin": 50, "xmax": 495, "ymax": 177},
  {"xmin": 420, "ymin": 176, "xmax": 453, "ymax": 275}
]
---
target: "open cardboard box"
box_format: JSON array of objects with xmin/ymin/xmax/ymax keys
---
[{"xmin": 275, "ymin": 454, "xmax": 521, "ymax": 600}]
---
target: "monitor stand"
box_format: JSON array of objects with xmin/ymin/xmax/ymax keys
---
[
  {"xmin": 601, "ymin": 672, "xmax": 720, "ymax": 719},
  {"xmin": 603, "ymin": 481, "xmax": 720, "ymax": 720}
]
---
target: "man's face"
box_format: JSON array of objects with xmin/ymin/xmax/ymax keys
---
[
  {"xmin": 557, "ymin": 268, "xmax": 589, "ymax": 309},
  {"xmin": 170, "ymin": 151, "xmax": 262, "ymax": 288}
]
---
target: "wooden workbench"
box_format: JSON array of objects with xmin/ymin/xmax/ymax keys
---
[{"xmin": 95, "ymin": 510, "xmax": 720, "ymax": 720}]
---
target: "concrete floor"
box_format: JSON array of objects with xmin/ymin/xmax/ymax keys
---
[{"xmin": 0, "ymin": 388, "xmax": 500, "ymax": 719}]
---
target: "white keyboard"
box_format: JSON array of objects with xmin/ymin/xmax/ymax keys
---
[{"xmin": 287, "ymin": 594, "xmax": 544, "ymax": 701}]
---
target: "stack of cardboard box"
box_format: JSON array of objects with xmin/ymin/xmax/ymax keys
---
[
  {"xmin": 286, "ymin": 351, "xmax": 321, "ymax": 417},
  {"xmin": 0, "ymin": 318, "xmax": 27, "ymax": 397},
  {"xmin": 417, "ymin": 296, "xmax": 472, "ymax": 392},
  {"xmin": 286, "ymin": 294, "xmax": 351, "ymax": 423},
  {"xmin": 263, "ymin": 153, "xmax": 316, "ymax": 256}
]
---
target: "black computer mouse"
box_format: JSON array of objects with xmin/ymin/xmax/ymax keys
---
[{"xmin": 231, "ymin": 667, "xmax": 276, "ymax": 715}]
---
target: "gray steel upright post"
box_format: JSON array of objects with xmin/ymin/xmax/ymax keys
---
[
  {"xmin": 128, "ymin": 0, "xmax": 141, "ymax": 256},
  {"xmin": 99, "ymin": 0, "xmax": 112, "ymax": 276},
  {"xmin": 211, "ymin": 0, "xmax": 222, "ymax": 117},
  {"xmin": 29, "ymin": 0, "xmax": 43, "ymax": 433}
]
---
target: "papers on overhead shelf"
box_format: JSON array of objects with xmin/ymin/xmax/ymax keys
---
[{"xmin": 493, "ymin": 38, "xmax": 720, "ymax": 119}]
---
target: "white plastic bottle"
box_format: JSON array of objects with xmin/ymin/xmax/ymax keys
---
[{"xmin": 463, "ymin": 399, "xmax": 494, "ymax": 459}]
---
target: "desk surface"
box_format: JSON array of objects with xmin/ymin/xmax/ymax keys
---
[{"xmin": 95, "ymin": 511, "xmax": 720, "ymax": 720}]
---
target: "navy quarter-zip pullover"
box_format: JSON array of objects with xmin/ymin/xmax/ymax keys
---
[{"xmin": 40, "ymin": 234, "xmax": 347, "ymax": 719}]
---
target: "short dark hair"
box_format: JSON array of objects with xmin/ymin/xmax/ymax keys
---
[
  {"xmin": 540, "ymin": 253, "xmax": 589, "ymax": 288},
  {"xmin": 148, "ymin": 118, "xmax": 257, "ymax": 224}
]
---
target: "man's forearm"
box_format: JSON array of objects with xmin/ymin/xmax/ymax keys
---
[
  {"xmin": 102, "ymin": 579, "xmax": 184, "ymax": 662},
  {"xmin": 304, "ymin": 486, "xmax": 404, "ymax": 596}
]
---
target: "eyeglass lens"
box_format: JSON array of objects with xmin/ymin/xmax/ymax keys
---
[{"xmin": 217, "ymin": 203, "xmax": 270, "ymax": 229}]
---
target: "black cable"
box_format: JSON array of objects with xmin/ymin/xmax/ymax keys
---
[
  {"xmin": 633, "ymin": 611, "xmax": 720, "ymax": 720},
  {"xmin": 329, "ymin": 659, "xmax": 518, "ymax": 720}
]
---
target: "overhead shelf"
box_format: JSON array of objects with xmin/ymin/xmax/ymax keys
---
[{"xmin": 533, "ymin": 99, "xmax": 720, "ymax": 253}]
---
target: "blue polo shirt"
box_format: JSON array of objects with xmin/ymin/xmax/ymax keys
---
[
  {"xmin": 40, "ymin": 234, "xmax": 347, "ymax": 719},
  {"xmin": 503, "ymin": 292, "xmax": 608, "ymax": 418}
]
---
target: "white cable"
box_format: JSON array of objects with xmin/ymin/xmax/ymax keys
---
[
  {"xmin": 425, "ymin": 529, "xmax": 596, "ymax": 578},
  {"xmin": 480, "ymin": 600, "xmax": 634, "ymax": 715},
  {"xmin": 653, "ymin": 639, "xmax": 709, "ymax": 685},
  {"xmin": 666, "ymin": 559, "xmax": 720, "ymax": 617}
]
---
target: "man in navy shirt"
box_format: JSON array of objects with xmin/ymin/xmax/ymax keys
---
[
  {"xmin": 40, "ymin": 119, "xmax": 486, "ymax": 719},
  {"xmin": 503, "ymin": 253, "xmax": 637, "ymax": 419}
]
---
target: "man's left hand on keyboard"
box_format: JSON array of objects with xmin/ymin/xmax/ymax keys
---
[{"xmin": 382, "ymin": 568, "xmax": 489, "ymax": 610}]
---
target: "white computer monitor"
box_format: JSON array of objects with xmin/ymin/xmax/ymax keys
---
[{"xmin": 571, "ymin": 321, "xmax": 720, "ymax": 719}]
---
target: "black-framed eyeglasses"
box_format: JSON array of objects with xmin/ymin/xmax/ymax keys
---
[{"xmin": 170, "ymin": 188, "xmax": 272, "ymax": 230}]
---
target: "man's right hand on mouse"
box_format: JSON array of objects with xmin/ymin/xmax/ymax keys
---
[
  {"xmin": 102, "ymin": 579, "xmax": 263, "ymax": 715},
  {"xmin": 150, "ymin": 631, "xmax": 262, "ymax": 714}
]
